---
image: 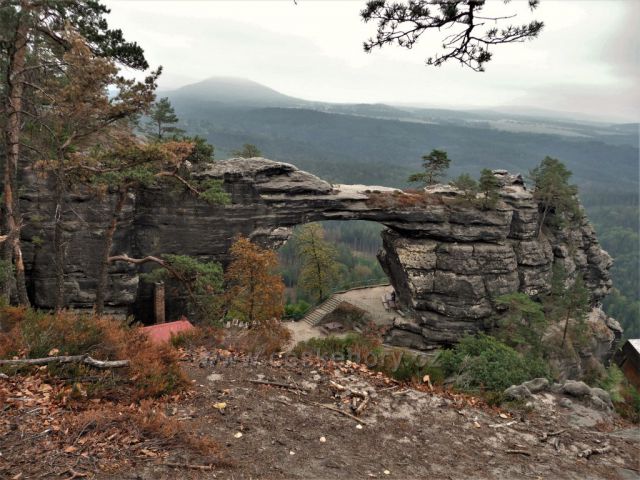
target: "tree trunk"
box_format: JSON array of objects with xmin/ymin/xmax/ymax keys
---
[
  {"xmin": 537, "ymin": 205, "xmax": 549, "ymax": 239},
  {"xmin": 561, "ymin": 310, "xmax": 571, "ymax": 348},
  {"xmin": 53, "ymin": 164, "xmax": 65, "ymax": 310},
  {"xmin": 2, "ymin": 5, "xmax": 30, "ymax": 305},
  {"xmin": 95, "ymin": 189, "xmax": 128, "ymax": 315}
]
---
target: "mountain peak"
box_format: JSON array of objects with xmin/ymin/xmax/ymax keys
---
[{"xmin": 170, "ymin": 77, "xmax": 304, "ymax": 107}]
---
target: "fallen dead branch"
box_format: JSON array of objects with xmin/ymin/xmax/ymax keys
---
[
  {"xmin": 249, "ymin": 379, "xmax": 308, "ymax": 393},
  {"xmin": 505, "ymin": 449, "xmax": 531, "ymax": 456},
  {"xmin": 578, "ymin": 445, "xmax": 612, "ymax": 459},
  {"xmin": 162, "ymin": 462, "xmax": 215, "ymax": 471},
  {"xmin": 309, "ymin": 401, "xmax": 370, "ymax": 425},
  {"xmin": 540, "ymin": 429, "xmax": 567, "ymax": 442},
  {"xmin": 489, "ymin": 420, "xmax": 517, "ymax": 429},
  {"xmin": 0, "ymin": 354, "xmax": 129, "ymax": 369},
  {"xmin": 355, "ymin": 397, "xmax": 370, "ymax": 416},
  {"xmin": 62, "ymin": 467, "xmax": 89, "ymax": 480},
  {"xmin": 391, "ymin": 388, "xmax": 428, "ymax": 398}
]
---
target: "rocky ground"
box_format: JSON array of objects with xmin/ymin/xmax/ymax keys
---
[{"xmin": 1, "ymin": 349, "xmax": 639, "ymax": 480}]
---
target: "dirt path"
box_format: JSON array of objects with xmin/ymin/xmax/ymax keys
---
[
  {"xmin": 2, "ymin": 350, "xmax": 638, "ymax": 479},
  {"xmin": 114, "ymin": 353, "xmax": 639, "ymax": 480}
]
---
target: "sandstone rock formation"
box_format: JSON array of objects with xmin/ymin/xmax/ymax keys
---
[{"xmin": 17, "ymin": 158, "xmax": 618, "ymax": 355}]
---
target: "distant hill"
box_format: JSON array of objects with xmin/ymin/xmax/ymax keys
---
[{"xmin": 166, "ymin": 77, "xmax": 307, "ymax": 108}]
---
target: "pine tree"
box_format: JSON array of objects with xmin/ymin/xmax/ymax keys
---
[
  {"xmin": 232, "ymin": 143, "xmax": 262, "ymax": 158},
  {"xmin": 30, "ymin": 31, "xmax": 158, "ymax": 310},
  {"xmin": 408, "ymin": 149, "xmax": 450, "ymax": 186},
  {"xmin": 494, "ymin": 292, "xmax": 546, "ymax": 354},
  {"xmin": 546, "ymin": 264, "xmax": 591, "ymax": 349},
  {"xmin": 146, "ymin": 97, "xmax": 183, "ymax": 140},
  {"xmin": 450, "ymin": 173, "xmax": 478, "ymax": 202},
  {"xmin": 295, "ymin": 223, "xmax": 339, "ymax": 303},
  {"xmin": 225, "ymin": 236, "xmax": 284, "ymax": 326},
  {"xmin": 530, "ymin": 157, "xmax": 581, "ymax": 237},
  {"xmin": 0, "ymin": 0, "xmax": 148, "ymax": 305},
  {"xmin": 478, "ymin": 169, "xmax": 501, "ymax": 209},
  {"xmin": 361, "ymin": 0, "xmax": 543, "ymax": 72}
]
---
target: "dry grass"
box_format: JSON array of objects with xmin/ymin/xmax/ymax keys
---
[
  {"xmin": 366, "ymin": 190, "xmax": 444, "ymax": 210},
  {"xmin": 0, "ymin": 305, "xmax": 187, "ymax": 400},
  {"xmin": 228, "ymin": 321, "xmax": 292, "ymax": 357},
  {"xmin": 68, "ymin": 400, "xmax": 224, "ymax": 460}
]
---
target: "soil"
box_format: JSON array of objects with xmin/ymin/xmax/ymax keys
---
[{"xmin": 1, "ymin": 349, "xmax": 639, "ymax": 480}]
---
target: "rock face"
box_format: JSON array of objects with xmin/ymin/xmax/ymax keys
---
[{"xmin": 17, "ymin": 158, "xmax": 616, "ymax": 353}]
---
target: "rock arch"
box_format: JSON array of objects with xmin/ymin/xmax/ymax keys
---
[{"xmin": 20, "ymin": 158, "xmax": 616, "ymax": 349}]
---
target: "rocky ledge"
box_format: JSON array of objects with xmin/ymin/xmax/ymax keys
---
[{"xmin": 18, "ymin": 158, "xmax": 619, "ymax": 357}]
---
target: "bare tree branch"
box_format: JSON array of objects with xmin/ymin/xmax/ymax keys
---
[{"xmin": 361, "ymin": 0, "xmax": 543, "ymax": 72}]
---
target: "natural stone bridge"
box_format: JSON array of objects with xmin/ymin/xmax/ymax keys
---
[{"xmin": 20, "ymin": 158, "xmax": 617, "ymax": 350}]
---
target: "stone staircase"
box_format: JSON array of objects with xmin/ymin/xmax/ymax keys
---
[{"xmin": 301, "ymin": 295, "xmax": 343, "ymax": 326}]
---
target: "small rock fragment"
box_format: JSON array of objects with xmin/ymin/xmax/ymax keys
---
[
  {"xmin": 234, "ymin": 432, "xmax": 243, "ymax": 438},
  {"xmin": 558, "ymin": 398, "xmax": 573, "ymax": 408},
  {"xmin": 320, "ymin": 436, "xmax": 326, "ymax": 443}
]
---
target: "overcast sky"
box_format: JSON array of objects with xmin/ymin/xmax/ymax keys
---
[{"xmin": 104, "ymin": 0, "xmax": 639, "ymax": 123}]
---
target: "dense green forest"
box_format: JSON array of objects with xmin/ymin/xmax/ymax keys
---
[{"xmin": 167, "ymin": 78, "xmax": 639, "ymax": 338}]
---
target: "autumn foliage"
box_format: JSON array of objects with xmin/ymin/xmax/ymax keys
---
[
  {"xmin": 224, "ymin": 237, "xmax": 291, "ymax": 355},
  {"xmin": 0, "ymin": 305, "xmax": 186, "ymax": 400},
  {"xmin": 225, "ymin": 236, "xmax": 285, "ymax": 326}
]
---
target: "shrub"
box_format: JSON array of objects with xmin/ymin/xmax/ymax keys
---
[
  {"xmin": 284, "ymin": 300, "xmax": 310, "ymax": 320},
  {"xmin": 0, "ymin": 306, "xmax": 187, "ymax": 400},
  {"xmin": 293, "ymin": 333, "xmax": 383, "ymax": 361},
  {"xmin": 600, "ymin": 365, "xmax": 640, "ymax": 423},
  {"xmin": 230, "ymin": 321, "xmax": 292, "ymax": 357},
  {"xmin": 438, "ymin": 334, "xmax": 550, "ymax": 392}
]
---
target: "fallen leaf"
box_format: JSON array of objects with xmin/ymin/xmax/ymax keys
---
[
  {"xmin": 64, "ymin": 446, "xmax": 78, "ymax": 453},
  {"xmin": 213, "ymin": 402, "xmax": 227, "ymax": 411}
]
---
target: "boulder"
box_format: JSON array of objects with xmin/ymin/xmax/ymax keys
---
[
  {"xmin": 522, "ymin": 378, "xmax": 550, "ymax": 394},
  {"xmin": 562, "ymin": 380, "xmax": 592, "ymax": 398},
  {"xmin": 504, "ymin": 384, "xmax": 532, "ymax": 401}
]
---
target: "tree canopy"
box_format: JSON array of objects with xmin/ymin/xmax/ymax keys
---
[
  {"xmin": 294, "ymin": 223, "xmax": 340, "ymax": 303},
  {"xmin": 408, "ymin": 149, "xmax": 450, "ymax": 186},
  {"xmin": 232, "ymin": 143, "xmax": 262, "ymax": 158},
  {"xmin": 530, "ymin": 156, "xmax": 581, "ymax": 236},
  {"xmin": 225, "ymin": 236, "xmax": 285, "ymax": 326}
]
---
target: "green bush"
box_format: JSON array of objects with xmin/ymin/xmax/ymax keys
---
[
  {"xmin": 293, "ymin": 334, "xmax": 445, "ymax": 383},
  {"xmin": 293, "ymin": 333, "xmax": 382, "ymax": 360},
  {"xmin": 600, "ymin": 365, "xmax": 640, "ymax": 423},
  {"xmin": 284, "ymin": 300, "xmax": 310, "ymax": 320},
  {"xmin": 438, "ymin": 334, "xmax": 550, "ymax": 392}
]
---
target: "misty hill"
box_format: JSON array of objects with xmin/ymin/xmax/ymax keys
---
[{"xmin": 167, "ymin": 77, "xmax": 308, "ymax": 108}]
